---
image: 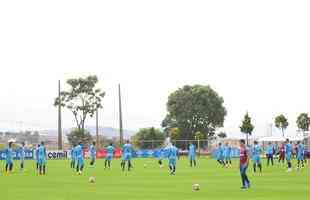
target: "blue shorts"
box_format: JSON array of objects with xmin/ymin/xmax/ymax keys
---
[
  {"xmin": 189, "ymin": 154, "xmax": 195, "ymax": 160},
  {"xmin": 252, "ymin": 156, "xmax": 261, "ymax": 164},
  {"xmin": 216, "ymin": 156, "xmax": 223, "ymax": 160},
  {"xmin": 6, "ymin": 159, "xmax": 13, "ymax": 165},
  {"xmin": 38, "ymin": 158, "xmax": 46, "ymax": 166},
  {"xmin": 122, "ymin": 153, "xmax": 132, "ymax": 161},
  {"xmin": 297, "ymin": 154, "xmax": 304, "ymax": 161},
  {"xmin": 77, "ymin": 157, "xmax": 84, "ymax": 167},
  {"xmin": 286, "ymin": 153, "xmax": 292, "ymax": 161},
  {"xmin": 169, "ymin": 158, "xmax": 176, "ymax": 166},
  {"xmin": 106, "ymin": 154, "xmax": 113, "ymax": 161}
]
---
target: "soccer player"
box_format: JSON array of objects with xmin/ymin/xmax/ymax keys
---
[
  {"xmin": 89, "ymin": 141, "xmax": 96, "ymax": 166},
  {"xmin": 35, "ymin": 144, "xmax": 40, "ymax": 172},
  {"xmin": 5, "ymin": 142, "xmax": 14, "ymax": 173},
  {"xmin": 216, "ymin": 143, "xmax": 225, "ymax": 166},
  {"xmin": 285, "ymin": 139, "xmax": 293, "ymax": 172},
  {"xmin": 121, "ymin": 140, "xmax": 133, "ymax": 172},
  {"xmin": 252, "ymin": 141, "xmax": 262, "ymax": 173},
  {"xmin": 105, "ymin": 143, "xmax": 114, "ymax": 169},
  {"xmin": 75, "ymin": 142, "xmax": 84, "ymax": 175},
  {"xmin": 266, "ymin": 142, "xmax": 274, "ymax": 166},
  {"xmin": 167, "ymin": 143, "xmax": 178, "ymax": 175},
  {"xmin": 188, "ymin": 143, "xmax": 196, "ymax": 167},
  {"xmin": 38, "ymin": 142, "xmax": 47, "ymax": 175},
  {"xmin": 239, "ymin": 139, "xmax": 250, "ymax": 189},
  {"xmin": 70, "ymin": 145, "xmax": 76, "ymax": 169},
  {"xmin": 223, "ymin": 143, "xmax": 232, "ymax": 167},
  {"xmin": 20, "ymin": 142, "xmax": 26, "ymax": 171},
  {"xmin": 278, "ymin": 143, "xmax": 285, "ymax": 164},
  {"xmin": 296, "ymin": 141, "xmax": 305, "ymax": 170}
]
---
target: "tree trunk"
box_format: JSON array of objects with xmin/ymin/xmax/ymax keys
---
[
  {"xmin": 246, "ymin": 133, "xmax": 249, "ymax": 146},
  {"xmin": 282, "ymin": 128, "xmax": 284, "ymax": 138}
]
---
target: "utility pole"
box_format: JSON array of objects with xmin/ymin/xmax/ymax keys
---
[
  {"xmin": 58, "ymin": 80, "xmax": 63, "ymax": 150},
  {"xmin": 96, "ymin": 109, "xmax": 99, "ymax": 149},
  {"xmin": 118, "ymin": 84, "xmax": 124, "ymax": 146}
]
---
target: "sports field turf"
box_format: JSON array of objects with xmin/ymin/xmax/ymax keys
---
[{"xmin": 0, "ymin": 158, "xmax": 309, "ymax": 200}]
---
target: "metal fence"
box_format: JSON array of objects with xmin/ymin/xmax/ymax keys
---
[{"xmin": 136, "ymin": 139, "xmax": 211, "ymax": 152}]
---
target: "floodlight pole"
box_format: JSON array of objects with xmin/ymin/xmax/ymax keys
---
[
  {"xmin": 118, "ymin": 84, "xmax": 124, "ymax": 146},
  {"xmin": 58, "ymin": 80, "xmax": 63, "ymax": 150},
  {"xmin": 96, "ymin": 108, "xmax": 99, "ymax": 149}
]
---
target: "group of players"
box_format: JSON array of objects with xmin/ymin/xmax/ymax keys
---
[
  {"xmin": 1, "ymin": 141, "xmax": 47, "ymax": 175},
  {"xmin": 216, "ymin": 139, "xmax": 307, "ymax": 189},
  {"xmin": 216, "ymin": 138, "xmax": 307, "ymax": 172},
  {"xmin": 69, "ymin": 140, "xmax": 187, "ymax": 176},
  {"xmin": 2, "ymin": 138, "xmax": 307, "ymax": 190},
  {"xmin": 1, "ymin": 139, "xmax": 187, "ymax": 176}
]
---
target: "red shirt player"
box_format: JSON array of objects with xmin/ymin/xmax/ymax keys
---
[
  {"xmin": 278, "ymin": 143, "xmax": 285, "ymax": 164},
  {"xmin": 239, "ymin": 139, "xmax": 250, "ymax": 189}
]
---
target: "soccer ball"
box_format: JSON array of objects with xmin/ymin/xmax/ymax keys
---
[
  {"xmin": 143, "ymin": 164, "xmax": 147, "ymax": 168},
  {"xmin": 89, "ymin": 176, "xmax": 96, "ymax": 183},
  {"xmin": 192, "ymin": 183, "xmax": 200, "ymax": 191}
]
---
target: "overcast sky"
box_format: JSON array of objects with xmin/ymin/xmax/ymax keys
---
[{"xmin": 0, "ymin": 0, "xmax": 310, "ymax": 138}]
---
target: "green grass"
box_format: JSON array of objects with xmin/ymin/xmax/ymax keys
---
[{"xmin": 0, "ymin": 158, "xmax": 309, "ymax": 200}]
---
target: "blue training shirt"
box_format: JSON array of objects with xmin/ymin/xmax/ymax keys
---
[
  {"xmin": 285, "ymin": 143, "xmax": 292, "ymax": 155},
  {"xmin": 106, "ymin": 146, "xmax": 114, "ymax": 155},
  {"xmin": 297, "ymin": 144, "xmax": 304, "ymax": 157},
  {"xmin": 168, "ymin": 146, "xmax": 178, "ymax": 160},
  {"xmin": 122, "ymin": 143, "xmax": 133, "ymax": 155},
  {"xmin": 5, "ymin": 147, "xmax": 13, "ymax": 161},
  {"xmin": 252, "ymin": 144, "xmax": 262, "ymax": 157},
  {"xmin": 189, "ymin": 144, "xmax": 196, "ymax": 156},
  {"xmin": 266, "ymin": 145, "xmax": 274, "ymax": 155},
  {"xmin": 75, "ymin": 145, "xmax": 83, "ymax": 159},
  {"xmin": 89, "ymin": 145, "xmax": 96, "ymax": 158},
  {"xmin": 38, "ymin": 146, "xmax": 46, "ymax": 159},
  {"xmin": 20, "ymin": 146, "xmax": 26, "ymax": 160}
]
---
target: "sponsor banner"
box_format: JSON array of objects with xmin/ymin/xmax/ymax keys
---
[
  {"xmin": 85, "ymin": 148, "xmax": 122, "ymax": 158},
  {"xmin": 47, "ymin": 151, "xmax": 68, "ymax": 160},
  {"xmin": 0, "ymin": 148, "xmax": 215, "ymax": 160},
  {"xmin": 0, "ymin": 149, "xmax": 34, "ymax": 160}
]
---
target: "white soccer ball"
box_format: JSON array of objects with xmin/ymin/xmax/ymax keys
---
[
  {"xmin": 192, "ymin": 183, "xmax": 200, "ymax": 191},
  {"xmin": 89, "ymin": 176, "xmax": 96, "ymax": 183},
  {"xmin": 143, "ymin": 164, "xmax": 147, "ymax": 168}
]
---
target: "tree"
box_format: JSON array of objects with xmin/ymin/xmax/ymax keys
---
[
  {"xmin": 240, "ymin": 112, "xmax": 254, "ymax": 146},
  {"xmin": 54, "ymin": 75, "xmax": 105, "ymax": 134},
  {"xmin": 169, "ymin": 127, "xmax": 180, "ymax": 140},
  {"xmin": 131, "ymin": 127, "xmax": 165, "ymax": 149},
  {"xmin": 67, "ymin": 128, "xmax": 93, "ymax": 147},
  {"xmin": 217, "ymin": 132, "xmax": 227, "ymax": 139},
  {"xmin": 296, "ymin": 113, "xmax": 310, "ymax": 136},
  {"xmin": 275, "ymin": 114, "xmax": 289, "ymax": 137},
  {"xmin": 162, "ymin": 85, "xmax": 226, "ymax": 143}
]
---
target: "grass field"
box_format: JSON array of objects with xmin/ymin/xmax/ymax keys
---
[{"xmin": 0, "ymin": 158, "xmax": 309, "ymax": 200}]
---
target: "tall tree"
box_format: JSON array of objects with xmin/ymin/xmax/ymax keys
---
[
  {"xmin": 275, "ymin": 114, "xmax": 289, "ymax": 137},
  {"xmin": 162, "ymin": 85, "xmax": 226, "ymax": 143},
  {"xmin": 131, "ymin": 127, "xmax": 165, "ymax": 149},
  {"xmin": 296, "ymin": 113, "xmax": 310, "ymax": 136},
  {"xmin": 67, "ymin": 128, "xmax": 93, "ymax": 147},
  {"xmin": 240, "ymin": 112, "xmax": 254, "ymax": 145},
  {"xmin": 54, "ymin": 75, "xmax": 105, "ymax": 135}
]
